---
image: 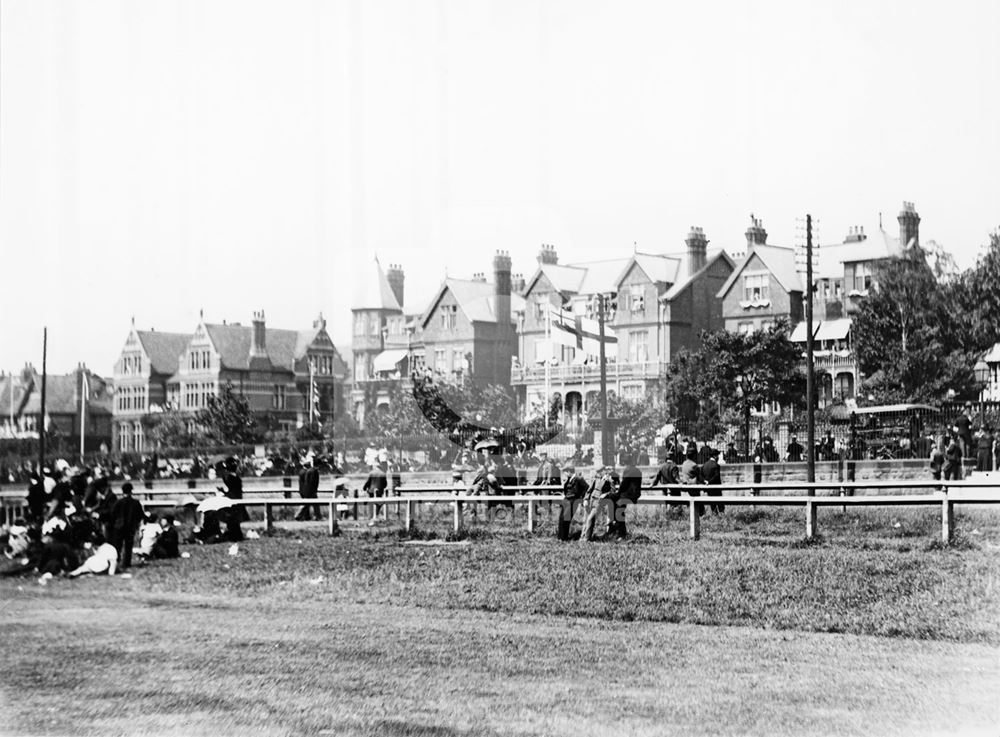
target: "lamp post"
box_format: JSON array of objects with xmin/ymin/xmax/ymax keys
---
[
  {"xmin": 974, "ymin": 358, "xmax": 990, "ymax": 421},
  {"xmin": 735, "ymin": 374, "xmax": 751, "ymax": 461}
]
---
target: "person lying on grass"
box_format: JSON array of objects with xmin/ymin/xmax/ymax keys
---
[{"xmin": 68, "ymin": 535, "xmax": 119, "ymax": 577}]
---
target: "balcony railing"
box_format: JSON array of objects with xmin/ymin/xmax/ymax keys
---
[
  {"xmin": 511, "ymin": 360, "xmax": 666, "ymax": 385},
  {"xmin": 812, "ymin": 351, "xmax": 857, "ymax": 374}
]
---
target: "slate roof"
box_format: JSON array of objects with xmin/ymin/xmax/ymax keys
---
[
  {"xmin": 816, "ymin": 228, "xmax": 907, "ymax": 280},
  {"xmin": 136, "ymin": 331, "xmax": 192, "ymax": 376},
  {"xmin": 0, "ymin": 375, "xmax": 28, "ymax": 418},
  {"xmin": 525, "ymin": 249, "xmax": 728, "ymax": 304},
  {"xmin": 662, "ymin": 250, "xmax": 735, "ymax": 301},
  {"xmin": 19, "ymin": 371, "xmax": 113, "ymax": 416},
  {"xmin": 352, "ymin": 257, "xmax": 402, "ymax": 311},
  {"xmin": 203, "ymin": 324, "xmax": 299, "ymax": 372},
  {"xmin": 717, "ymin": 245, "xmax": 804, "ymax": 299},
  {"xmin": 422, "ymin": 278, "xmax": 526, "ymax": 326}
]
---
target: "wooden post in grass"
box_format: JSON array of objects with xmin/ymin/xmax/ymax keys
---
[
  {"xmin": 453, "ymin": 499, "xmax": 462, "ymax": 534},
  {"xmin": 941, "ymin": 497, "xmax": 954, "ymax": 543},
  {"xmin": 405, "ymin": 499, "xmax": 413, "ymax": 532},
  {"xmin": 264, "ymin": 503, "xmax": 273, "ymax": 532},
  {"xmin": 328, "ymin": 501, "xmax": 335, "ymax": 536},
  {"xmin": 688, "ymin": 498, "xmax": 700, "ymax": 540},
  {"xmin": 805, "ymin": 500, "xmax": 817, "ymax": 539},
  {"xmin": 527, "ymin": 497, "xmax": 536, "ymax": 533}
]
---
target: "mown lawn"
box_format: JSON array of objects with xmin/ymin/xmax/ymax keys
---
[{"xmin": 2, "ymin": 505, "xmax": 999, "ymax": 736}]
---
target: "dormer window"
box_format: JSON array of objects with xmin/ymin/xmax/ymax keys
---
[
  {"xmin": 439, "ymin": 305, "xmax": 457, "ymax": 331},
  {"xmin": 628, "ymin": 285, "xmax": 644, "ymax": 314},
  {"xmin": 743, "ymin": 273, "xmax": 769, "ymax": 302}
]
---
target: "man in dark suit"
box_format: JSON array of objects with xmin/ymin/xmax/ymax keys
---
[
  {"xmin": 109, "ymin": 482, "xmax": 144, "ymax": 570},
  {"xmin": 786, "ymin": 436, "xmax": 804, "ymax": 463},
  {"xmin": 295, "ymin": 457, "xmax": 322, "ymax": 521},
  {"xmin": 652, "ymin": 455, "xmax": 680, "ymax": 517},
  {"xmin": 611, "ymin": 455, "xmax": 643, "ymax": 539},
  {"xmin": 557, "ymin": 465, "xmax": 589, "ymax": 541},
  {"xmin": 702, "ymin": 449, "xmax": 724, "ymax": 515}
]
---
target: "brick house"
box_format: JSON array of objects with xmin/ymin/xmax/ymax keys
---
[
  {"xmin": 515, "ymin": 235, "xmax": 734, "ymax": 431},
  {"xmin": 112, "ymin": 313, "xmax": 347, "ymax": 452}
]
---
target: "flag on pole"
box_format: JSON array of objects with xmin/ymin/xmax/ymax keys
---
[
  {"xmin": 548, "ymin": 307, "xmax": 617, "ymax": 359},
  {"xmin": 309, "ymin": 361, "xmax": 320, "ymax": 422}
]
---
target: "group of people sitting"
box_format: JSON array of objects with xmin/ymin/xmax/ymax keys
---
[
  {"xmin": 0, "ymin": 457, "xmax": 256, "ymax": 582},
  {"xmin": 1, "ymin": 467, "xmax": 181, "ymax": 582}
]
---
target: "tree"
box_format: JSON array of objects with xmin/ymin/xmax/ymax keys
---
[
  {"xmin": 698, "ymin": 320, "xmax": 806, "ymax": 418},
  {"xmin": 957, "ymin": 230, "xmax": 1000, "ymax": 352},
  {"xmin": 661, "ymin": 321, "xmax": 805, "ymax": 442},
  {"xmin": 854, "ymin": 245, "xmax": 978, "ymax": 403},
  {"xmin": 196, "ymin": 383, "xmax": 264, "ymax": 446},
  {"xmin": 142, "ymin": 408, "xmax": 204, "ymax": 450}
]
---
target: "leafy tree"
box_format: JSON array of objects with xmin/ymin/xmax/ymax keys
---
[
  {"xmin": 854, "ymin": 246, "xmax": 978, "ymax": 403},
  {"xmin": 698, "ymin": 320, "xmax": 806, "ymax": 419},
  {"xmin": 196, "ymin": 382, "xmax": 264, "ymax": 446},
  {"xmin": 957, "ymin": 230, "xmax": 1000, "ymax": 352},
  {"xmin": 142, "ymin": 408, "xmax": 204, "ymax": 449}
]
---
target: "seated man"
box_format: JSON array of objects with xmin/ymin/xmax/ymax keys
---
[{"xmin": 152, "ymin": 515, "xmax": 180, "ymax": 559}]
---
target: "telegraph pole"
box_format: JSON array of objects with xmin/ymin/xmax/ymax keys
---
[
  {"xmin": 39, "ymin": 327, "xmax": 47, "ymax": 473},
  {"xmin": 805, "ymin": 214, "xmax": 816, "ymax": 489},
  {"xmin": 598, "ymin": 294, "xmax": 610, "ymax": 466}
]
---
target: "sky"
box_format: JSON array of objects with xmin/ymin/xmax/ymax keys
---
[{"xmin": 1, "ymin": 0, "xmax": 998, "ymax": 376}]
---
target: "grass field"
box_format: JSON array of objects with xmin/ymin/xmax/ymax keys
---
[{"xmin": 2, "ymin": 505, "xmax": 999, "ymax": 736}]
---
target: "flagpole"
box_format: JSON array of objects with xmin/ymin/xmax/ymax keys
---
[
  {"xmin": 309, "ymin": 359, "xmax": 315, "ymax": 426},
  {"xmin": 544, "ymin": 307, "xmax": 551, "ymax": 431},
  {"xmin": 79, "ymin": 368, "xmax": 86, "ymax": 463},
  {"xmin": 39, "ymin": 328, "xmax": 47, "ymax": 473}
]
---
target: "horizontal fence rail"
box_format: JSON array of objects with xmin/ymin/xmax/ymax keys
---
[{"xmin": 5, "ymin": 481, "xmax": 998, "ymax": 545}]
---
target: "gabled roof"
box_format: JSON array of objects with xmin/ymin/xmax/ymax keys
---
[
  {"xmin": 136, "ymin": 331, "xmax": 191, "ymax": 376},
  {"xmin": 816, "ymin": 228, "xmax": 907, "ymax": 279},
  {"xmin": 421, "ymin": 278, "xmax": 526, "ymax": 327},
  {"xmin": 0, "ymin": 375, "xmax": 29, "ymax": 417},
  {"xmin": 717, "ymin": 245, "xmax": 804, "ymax": 299},
  {"xmin": 352, "ymin": 256, "xmax": 402, "ymax": 312},
  {"xmin": 662, "ymin": 249, "xmax": 735, "ymax": 301},
  {"xmin": 200, "ymin": 323, "xmax": 345, "ymax": 374},
  {"xmin": 20, "ymin": 371, "xmax": 112, "ymax": 416}
]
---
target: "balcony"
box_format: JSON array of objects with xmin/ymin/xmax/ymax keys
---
[
  {"xmin": 812, "ymin": 350, "xmax": 857, "ymax": 375},
  {"xmin": 511, "ymin": 360, "xmax": 666, "ymax": 386}
]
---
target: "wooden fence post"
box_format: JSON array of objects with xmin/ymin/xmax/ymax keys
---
[
  {"xmin": 528, "ymin": 497, "xmax": 536, "ymax": 533},
  {"xmin": 264, "ymin": 503, "xmax": 273, "ymax": 532},
  {"xmin": 453, "ymin": 499, "xmax": 462, "ymax": 534},
  {"xmin": 941, "ymin": 497, "xmax": 954, "ymax": 544},
  {"xmin": 328, "ymin": 501, "xmax": 336, "ymax": 536},
  {"xmin": 805, "ymin": 500, "xmax": 817, "ymax": 539},
  {"xmin": 689, "ymin": 498, "xmax": 700, "ymax": 540},
  {"xmin": 405, "ymin": 499, "xmax": 413, "ymax": 532}
]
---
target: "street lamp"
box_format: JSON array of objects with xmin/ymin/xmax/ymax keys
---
[
  {"xmin": 735, "ymin": 374, "xmax": 751, "ymax": 461},
  {"xmin": 974, "ymin": 358, "xmax": 990, "ymax": 419}
]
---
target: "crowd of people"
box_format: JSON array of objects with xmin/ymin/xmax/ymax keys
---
[{"xmin": 0, "ymin": 456, "xmax": 256, "ymax": 583}]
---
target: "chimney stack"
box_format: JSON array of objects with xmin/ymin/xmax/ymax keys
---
[
  {"xmin": 537, "ymin": 243, "xmax": 558, "ymax": 265},
  {"xmin": 493, "ymin": 250, "xmax": 512, "ymax": 328},
  {"xmin": 313, "ymin": 312, "xmax": 326, "ymax": 330},
  {"xmin": 511, "ymin": 273, "xmax": 526, "ymax": 295},
  {"xmin": 745, "ymin": 215, "xmax": 768, "ymax": 250},
  {"xmin": 386, "ymin": 264, "xmax": 405, "ymax": 308},
  {"xmin": 898, "ymin": 201, "xmax": 920, "ymax": 249},
  {"xmin": 685, "ymin": 226, "xmax": 708, "ymax": 275},
  {"xmin": 844, "ymin": 225, "xmax": 867, "ymax": 243},
  {"xmin": 251, "ymin": 310, "xmax": 266, "ymax": 356}
]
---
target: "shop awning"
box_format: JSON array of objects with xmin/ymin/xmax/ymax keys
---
[{"xmin": 373, "ymin": 349, "xmax": 409, "ymax": 372}]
